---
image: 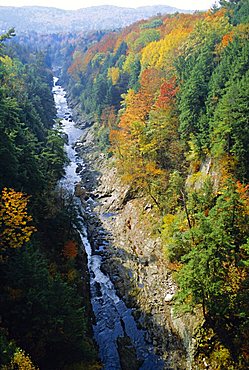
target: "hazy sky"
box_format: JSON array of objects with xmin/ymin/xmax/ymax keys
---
[{"xmin": 0, "ymin": 1, "xmax": 218, "ymax": 11}]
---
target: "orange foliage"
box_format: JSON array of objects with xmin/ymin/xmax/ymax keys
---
[
  {"xmin": 83, "ymin": 32, "xmax": 118, "ymax": 67},
  {"xmin": 112, "ymin": 88, "xmax": 152, "ymax": 161},
  {"xmin": 160, "ymin": 13, "xmax": 203, "ymax": 38},
  {"xmin": 118, "ymin": 87, "xmax": 154, "ymax": 133},
  {"xmin": 109, "ymin": 128, "xmax": 126, "ymax": 158},
  {"xmin": 140, "ymin": 68, "xmax": 163, "ymax": 95},
  {"xmin": 93, "ymin": 32, "xmax": 118, "ymax": 53},
  {"xmin": 67, "ymin": 51, "xmax": 84, "ymax": 77},
  {"xmin": 63, "ymin": 240, "xmax": 78, "ymax": 259},
  {"xmin": 221, "ymin": 31, "xmax": 234, "ymax": 47},
  {"xmin": 116, "ymin": 21, "xmax": 142, "ymax": 49},
  {"xmin": 236, "ymin": 181, "xmax": 249, "ymax": 210},
  {"xmin": 156, "ymin": 77, "xmax": 179, "ymax": 109},
  {"xmin": 68, "ymin": 33, "xmax": 119, "ymax": 76}
]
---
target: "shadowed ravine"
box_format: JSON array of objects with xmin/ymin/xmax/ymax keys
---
[{"xmin": 53, "ymin": 77, "xmax": 165, "ymax": 369}]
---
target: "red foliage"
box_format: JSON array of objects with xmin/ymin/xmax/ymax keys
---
[
  {"xmin": 156, "ymin": 77, "xmax": 179, "ymax": 109},
  {"xmin": 63, "ymin": 240, "xmax": 78, "ymax": 259}
]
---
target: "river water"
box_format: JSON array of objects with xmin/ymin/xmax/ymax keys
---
[{"xmin": 52, "ymin": 77, "xmax": 165, "ymax": 370}]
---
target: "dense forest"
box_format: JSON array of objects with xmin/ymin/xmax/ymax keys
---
[
  {"xmin": 0, "ymin": 0, "xmax": 249, "ymax": 369},
  {"xmin": 0, "ymin": 29, "xmax": 99, "ymax": 369},
  {"xmin": 65, "ymin": 0, "xmax": 249, "ymax": 368}
]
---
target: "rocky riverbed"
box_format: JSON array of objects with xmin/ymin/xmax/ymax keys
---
[{"xmin": 72, "ymin": 121, "xmax": 201, "ymax": 369}]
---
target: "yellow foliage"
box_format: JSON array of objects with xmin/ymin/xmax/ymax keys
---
[
  {"xmin": 107, "ymin": 67, "xmax": 120, "ymax": 85},
  {"xmin": 162, "ymin": 211, "xmax": 188, "ymax": 260},
  {"xmin": 141, "ymin": 28, "xmax": 190, "ymax": 72},
  {"xmin": 1, "ymin": 349, "xmax": 38, "ymax": 370},
  {"xmin": 12, "ymin": 349, "xmax": 37, "ymax": 370},
  {"xmin": 122, "ymin": 52, "xmax": 137, "ymax": 74},
  {"xmin": 0, "ymin": 56, "xmax": 17, "ymax": 83},
  {"xmin": 67, "ymin": 268, "xmax": 78, "ymax": 282},
  {"xmin": 226, "ymin": 263, "xmax": 247, "ymax": 295},
  {"xmin": 162, "ymin": 213, "xmax": 178, "ymax": 239},
  {"xmin": 208, "ymin": 344, "xmax": 235, "ymax": 370},
  {"xmin": 0, "ymin": 188, "xmax": 36, "ymax": 252},
  {"xmin": 181, "ymin": 11, "xmax": 231, "ymax": 61}
]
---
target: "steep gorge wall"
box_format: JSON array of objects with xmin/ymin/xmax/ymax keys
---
[{"xmin": 75, "ymin": 124, "xmax": 201, "ymax": 369}]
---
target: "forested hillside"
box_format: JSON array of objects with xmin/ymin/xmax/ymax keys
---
[
  {"xmin": 0, "ymin": 30, "xmax": 99, "ymax": 369},
  {"xmin": 0, "ymin": 5, "xmax": 186, "ymax": 34},
  {"xmin": 66, "ymin": 0, "xmax": 249, "ymax": 368},
  {"xmin": 0, "ymin": 0, "xmax": 249, "ymax": 368}
]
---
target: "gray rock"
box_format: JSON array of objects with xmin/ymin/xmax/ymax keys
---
[{"xmin": 74, "ymin": 183, "xmax": 86, "ymax": 198}]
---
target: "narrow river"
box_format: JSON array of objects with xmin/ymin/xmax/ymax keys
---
[{"xmin": 52, "ymin": 77, "xmax": 165, "ymax": 370}]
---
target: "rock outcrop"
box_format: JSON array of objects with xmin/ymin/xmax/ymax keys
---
[{"xmin": 76, "ymin": 124, "xmax": 200, "ymax": 369}]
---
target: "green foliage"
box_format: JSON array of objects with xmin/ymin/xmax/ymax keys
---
[
  {"xmin": 0, "ymin": 29, "xmax": 15, "ymax": 55},
  {"xmin": 132, "ymin": 29, "xmax": 160, "ymax": 52},
  {"xmin": 0, "ymin": 330, "xmax": 16, "ymax": 367},
  {"xmin": 220, "ymin": 0, "xmax": 249, "ymax": 24},
  {"xmin": 173, "ymin": 180, "xmax": 249, "ymax": 365},
  {"xmin": 211, "ymin": 71, "xmax": 249, "ymax": 180},
  {"xmin": 40, "ymin": 128, "xmax": 67, "ymax": 180},
  {"xmin": 0, "ymin": 41, "xmax": 61, "ymax": 194},
  {"xmin": 141, "ymin": 18, "xmax": 163, "ymax": 29},
  {"xmin": 62, "ymin": 7, "xmax": 249, "ymax": 367},
  {"xmin": 177, "ymin": 15, "xmax": 231, "ymax": 148},
  {"xmin": 0, "ymin": 32, "xmax": 99, "ymax": 370},
  {"xmin": 1, "ymin": 245, "xmax": 95, "ymax": 369}
]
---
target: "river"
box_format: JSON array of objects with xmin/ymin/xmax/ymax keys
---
[{"xmin": 52, "ymin": 77, "xmax": 165, "ymax": 370}]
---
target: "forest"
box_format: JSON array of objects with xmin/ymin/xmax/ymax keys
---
[
  {"xmin": 66, "ymin": 0, "xmax": 249, "ymax": 368},
  {"xmin": 0, "ymin": 0, "xmax": 249, "ymax": 369},
  {"xmin": 0, "ymin": 29, "xmax": 99, "ymax": 369}
]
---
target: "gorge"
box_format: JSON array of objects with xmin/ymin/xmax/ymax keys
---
[
  {"xmin": 0, "ymin": 1, "xmax": 248, "ymax": 368},
  {"xmin": 53, "ymin": 77, "xmax": 168, "ymax": 369}
]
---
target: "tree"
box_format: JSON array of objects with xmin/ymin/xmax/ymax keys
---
[
  {"xmin": 0, "ymin": 28, "xmax": 15, "ymax": 55},
  {"xmin": 211, "ymin": 71, "xmax": 249, "ymax": 181},
  {"xmin": 0, "ymin": 188, "xmax": 36, "ymax": 253},
  {"xmin": 3, "ymin": 348, "xmax": 38, "ymax": 370},
  {"xmin": 1, "ymin": 246, "xmax": 95, "ymax": 369},
  {"xmin": 174, "ymin": 180, "xmax": 249, "ymax": 361}
]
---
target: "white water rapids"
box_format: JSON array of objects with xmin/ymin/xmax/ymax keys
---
[{"xmin": 52, "ymin": 77, "xmax": 165, "ymax": 370}]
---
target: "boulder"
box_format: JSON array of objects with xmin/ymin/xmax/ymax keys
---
[{"xmin": 74, "ymin": 183, "xmax": 86, "ymax": 198}]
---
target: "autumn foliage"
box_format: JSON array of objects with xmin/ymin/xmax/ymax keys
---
[
  {"xmin": 2, "ymin": 349, "xmax": 38, "ymax": 370},
  {"xmin": 63, "ymin": 240, "xmax": 78, "ymax": 259},
  {"xmin": 65, "ymin": 1, "xmax": 249, "ymax": 367},
  {"xmin": 0, "ymin": 188, "xmax": 36, "ymax": 252}
]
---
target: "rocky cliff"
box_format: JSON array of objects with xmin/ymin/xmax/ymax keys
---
[{"xmin": 74, "ymin": 122, "xmax": 201, "ymax": 369}]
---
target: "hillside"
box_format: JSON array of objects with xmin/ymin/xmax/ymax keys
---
[
  {"xmin": 0, "ymin": 0, "xmax": 248, "ymax": 368},
  {"xmin": 65, "ymin": 0, "xmax": 249, "ymax": 368},
  {"xmin": 0, "ymin": 30, "xmax": 99, "ymax": 369},
  {"xmin": 0, "ymin": 5, "xmax": 190, "ymax": 34}
]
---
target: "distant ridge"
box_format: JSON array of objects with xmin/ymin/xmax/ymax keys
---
[{"xmin": 0, "ymin": 5, "xmax": 192, "ymax": 34}]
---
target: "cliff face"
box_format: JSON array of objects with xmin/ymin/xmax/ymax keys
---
[
  {"xmin": 95, "ymin": 170, "xmax": 190, "ymax": 368},
  {"xmin": 64, "ymin": 4, "xmax": 249, "ymax": 366},
  {"xmin": 75, "ymin": 124, "xmax": 201, "ymax": 369}
]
